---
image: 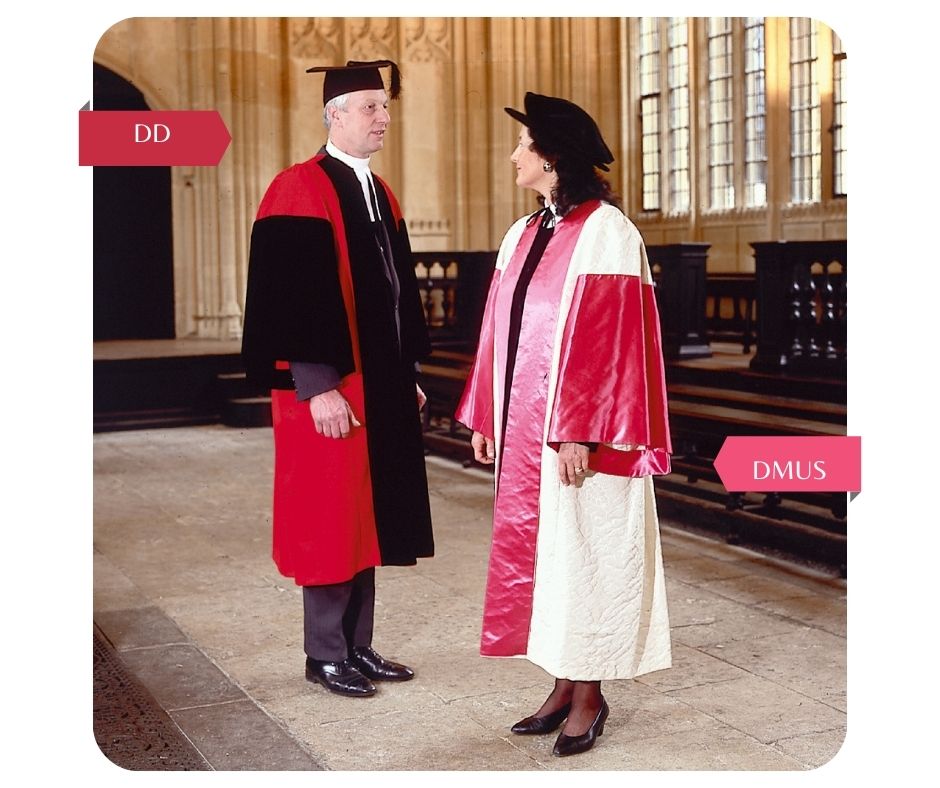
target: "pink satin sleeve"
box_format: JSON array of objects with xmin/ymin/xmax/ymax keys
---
[
  {"xmin": 547, "ymin": 274, "xmax": 672, "ymax": 476},
  {"xmin": 454, "ymin": 270, "xmax": 501, "ymax": 437}
]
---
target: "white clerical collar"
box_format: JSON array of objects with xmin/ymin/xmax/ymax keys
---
[
  {"xmin": 326, "ymin": 139, "xmax": 371, "ymax": 173},
  {"xmin": 326, "ymin": 139, "xmax": 380, "ymax": 220}
]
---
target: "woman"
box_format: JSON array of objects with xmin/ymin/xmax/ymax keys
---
[{"xmin": 455, "ymin": 92, "xmax": 673, "ymax": 757}]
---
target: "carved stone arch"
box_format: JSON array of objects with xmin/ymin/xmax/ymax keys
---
[{"xmin": 91, "ymin": 53, "xmax": 172, "ymax": 112}]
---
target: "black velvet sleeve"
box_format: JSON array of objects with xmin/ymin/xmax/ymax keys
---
[{"xmin": 241, "ymin": 215, "xmax": 355, "ymax": 390}]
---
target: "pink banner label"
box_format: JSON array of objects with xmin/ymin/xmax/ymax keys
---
[
  {"xmin": 78, "ymin": 110, "xmax": 231, "ymax": 166},
  {"xmin": 713, "ymin": 436, "xmax": 861, "ymax": 492}
]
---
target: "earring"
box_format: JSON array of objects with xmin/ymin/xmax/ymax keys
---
[{"xmin": 542, "ymin": 161, "xmax": 554, "ymax": 172}]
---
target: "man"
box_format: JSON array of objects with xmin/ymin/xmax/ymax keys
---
[{"xmin": 241, "ymin": 60, "xmax": 434, "ymax": 698}]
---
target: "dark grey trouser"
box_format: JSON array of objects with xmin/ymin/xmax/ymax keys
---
[{"xmin": 303, "ymin": 567, "xmax": 375, "ymax": 661}]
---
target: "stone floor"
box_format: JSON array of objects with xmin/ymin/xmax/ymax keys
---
[{"xmin": 93, "ymin": 425, "xmax": 847, "ymax": 771}]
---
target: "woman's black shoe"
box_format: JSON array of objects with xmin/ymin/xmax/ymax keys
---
[
  {"xmin": 511, "ymin": 702, "xmax": 572, "ymax": 735},
  {"xmin": 552, "ymin": 700, "xmax": 609, "ymax": 756}
]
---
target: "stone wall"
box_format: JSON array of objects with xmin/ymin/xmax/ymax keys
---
[{"xmin": 94, "ymin": 17, "xmax": 846, "ymax": 339}]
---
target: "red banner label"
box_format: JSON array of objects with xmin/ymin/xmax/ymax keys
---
[
  {"xmin": 78, "ymin": 110, "xmax": 231, "ymax": 166},
  {"xmin": 713, "ymin": 436, "xmax": 861, "ymax": 492}
]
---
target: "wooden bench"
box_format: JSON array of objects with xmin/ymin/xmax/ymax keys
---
[
  {"xmin": 417, "ymin": 355, "xmax": 472, "ymax": 433},
  {"xmin": 668, "ymin": 384, "xmax": 846, "ymax": 423},
  {"xmin": 668, "ymin": 400, "xmax": 845, "ymax": 438}
]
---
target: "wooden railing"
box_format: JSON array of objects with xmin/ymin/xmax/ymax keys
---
[
  {"xmin": 706, "ymin": 274, "xmax": 756, "ymax": 353},
  {"xmin": 414, "ymin": 244, "xmax": 715, "ymax": 360},
  {"xmin": 414, "ymin": 241, "xmax": 846, "ymax": 380},
  {"xmin": 749, "ymin": 241, "xmax": 847, "ymax": 377},
  {"xmin": 647, "ymin": 243, "xmax": 712, "ymax": 359},
  {"xmin": 412, "ymin": 251, "xmax": 496, "ymax": 351}
]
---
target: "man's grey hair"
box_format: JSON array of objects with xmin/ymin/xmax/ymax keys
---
[{"xmin": 323, "ymin": 93, "xmax": 350, "ymax": 129}]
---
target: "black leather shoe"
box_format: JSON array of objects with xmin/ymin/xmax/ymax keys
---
[
  {"xmin": 552, "ymin": 700, "xmax": 609, "ymax": 757},
  {"xmin": 348, "ymin": 646, "xmax": 415, "ymax": 681},
  {"xmin": 511, "ymin": 702, "xmax": 572, "ymax": 735},
  {"xmin": 305, "ymin": 658, "xmax": 376, "ymax": 697}
]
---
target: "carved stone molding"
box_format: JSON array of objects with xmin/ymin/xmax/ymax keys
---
[
  {"xmin": 700, "ymin": 205, "xmax": 770, "ymax": 223},
  {"xmin": 404, "ymin": 18, "xmax": 450, "ymax": 62},
  {"xmin": 292, "ymin": 18, "xmax": 340, "ymax": 62},
  {"xmin": 781, "ymin": 199, "xmax": 847, "ymax": 220},
  {"xmin": 408, "ymin": 218, "xmax": 452, "ymax": 235},
  {"xmin": 636, "ymin": 211, "xmax": 693, "ymax": 229},
  {"xmin": 347, "ymin": 17, "xmax": 397, "ymax": 61}
]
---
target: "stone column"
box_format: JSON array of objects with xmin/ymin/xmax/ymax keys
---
[{"xmin": 401, "ymin": 18, "xmax": 453, "ymax": 251}]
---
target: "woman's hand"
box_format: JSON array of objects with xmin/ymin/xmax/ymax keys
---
[
  {"xmin": 471, "ymin": 431, "xmax": 496, "ymax": 464},
  {"xmin": 416, "ymin": 383, "xmax": 427, "ymax": 411},
  {"xmin": 557, "ymin": 442, "xmax": 589, "ymax": 486}
]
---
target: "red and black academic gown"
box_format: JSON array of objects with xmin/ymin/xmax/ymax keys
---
[
  {"xmin": 242, "ymin": 152, "xmax": 434, "ymax": 586},
  {"xmin": 456, "ymin": 200, "xmax": 673, "ymax": 680}
]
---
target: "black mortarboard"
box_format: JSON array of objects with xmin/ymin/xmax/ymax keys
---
[
  {"xmin": 505, "ymin": 92, "xmax": 614, "ymax": 172},
  {"xmin": 306, "ymin": 59, "xmax": 402, "ymax": 106}
]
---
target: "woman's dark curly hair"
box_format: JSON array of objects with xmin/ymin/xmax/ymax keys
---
[{"xmin": 530, "ymin": 139, "xmax": 622, "ymax": 216}]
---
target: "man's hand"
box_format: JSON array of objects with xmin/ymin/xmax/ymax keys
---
[
  {"xmin": 471, "ymin": 431, "xmax": 496, "ymax": 465},
  {"xmin": 416, "ymin": 383, "xmax": 427, "ymax": 411},
  {"xmin": 309, "ymin": 389, "xmax": 361, "ymax": 439},
  {"xmin": 558, "ymin": 442, "xmax": 589, "ymax": 486}
]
